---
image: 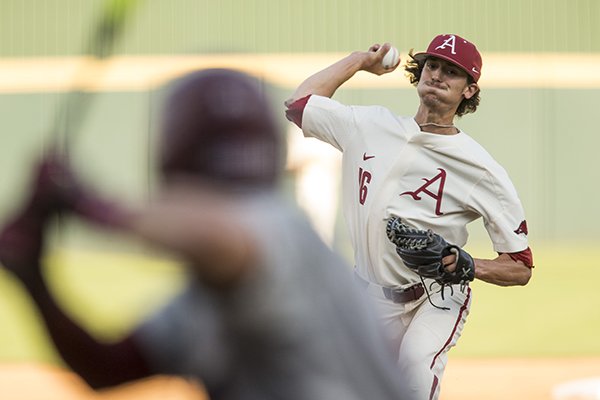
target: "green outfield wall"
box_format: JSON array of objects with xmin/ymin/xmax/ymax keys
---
[{"xmin": 1, "ymin": 85, "xmax": 598, "ymax": 248}]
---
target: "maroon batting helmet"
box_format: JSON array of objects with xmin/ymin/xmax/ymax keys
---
[{"xmin": 159, "ymin": 69, "xmax": 283, "ymax": 187}]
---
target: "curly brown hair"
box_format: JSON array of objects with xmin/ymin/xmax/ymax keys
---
[{"xmin": 404, "ymin": 50, "xmax": 480, "ymax": 117}]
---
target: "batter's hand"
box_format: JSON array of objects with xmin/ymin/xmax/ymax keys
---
[
  {"xmin": 21, "ymin": 153, "xmax": 129, "ymax": 229},
  {"xmin": 0, "ymin": 153, "xmax": 70, "ymax": 282},
  {"xmin": 361, "ymin": 43, "xmax": 400, "ymax": 76}
]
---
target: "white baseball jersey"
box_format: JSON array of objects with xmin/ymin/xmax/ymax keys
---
[{"xmin": 301, "ymin": 95, "xmax": 529, "ymax": 287}]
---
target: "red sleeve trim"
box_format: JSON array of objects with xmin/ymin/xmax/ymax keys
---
[
  {"xmin": 285, "ymin": 95, "xmax": 311, "ymax": 129},
  {"xmin": 504, "ymin": 246, "xmax": 534, "ymax": 267}
]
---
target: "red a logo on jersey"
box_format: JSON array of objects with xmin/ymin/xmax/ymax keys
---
[
  {"xmin": 514, "ymin": 220, "xmax": 528, "ymax": 236},
  {"xmin": 400, "ymin": 168, "xmax": 447, "ymax": 216}
]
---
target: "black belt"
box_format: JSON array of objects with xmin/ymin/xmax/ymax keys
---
[{"xmin": 354, "ymin": 271, "xmax": 425, "ymax": 304}]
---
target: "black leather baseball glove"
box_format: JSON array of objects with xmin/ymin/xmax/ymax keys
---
[{"xmin": 386, "ymin": 216, "xmax": 475, "ymax": 286}]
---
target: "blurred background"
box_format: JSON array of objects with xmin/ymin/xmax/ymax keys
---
[{"xmin": 0, "ymin": 1, "xmax": 599, "ymax": 399}]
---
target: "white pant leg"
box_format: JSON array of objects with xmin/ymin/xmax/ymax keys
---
[
  {"xmin": 399, "ymin": 286, "xmax": 472, "ymax": 400},
  {"xmin": 369, "ymin": 286, "xmax": 472, "ymax": 400},
  {"xmin": 368, "ymin": 294, "xmax": 411, "ymax": 352}
]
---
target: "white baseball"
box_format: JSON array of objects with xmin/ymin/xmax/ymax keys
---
[{"xmin": 381, "ymin": 46, "xmax": 400, "ymax": 69}]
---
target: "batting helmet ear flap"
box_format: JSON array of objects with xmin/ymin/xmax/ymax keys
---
[{"xmin": 159, "ymin": 69, "xmax": 284, "ymax": 188}]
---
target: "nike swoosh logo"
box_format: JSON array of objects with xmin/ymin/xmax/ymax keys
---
[
  {"xmin": 472, "ymin": 67, "xmax": 479, "ymax": 74},
  {"xmin": 363, "ymin": 153, "xmax": 375, "ymax": 161}
]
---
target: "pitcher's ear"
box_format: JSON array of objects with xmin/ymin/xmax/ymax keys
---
[{"xmin": 463, "ymin": 83, "xmax": 479, "ymax": 100}]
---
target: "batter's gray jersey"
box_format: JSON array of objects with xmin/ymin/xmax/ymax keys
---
[{"xmin": 134, "ymin": 192, "xmax": 405, "ymax": 400}]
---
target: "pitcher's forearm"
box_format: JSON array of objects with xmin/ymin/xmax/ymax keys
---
[
  {"xmin": 286, "ymin": 52, "xmax": 366, "ymax": 104},
  {"xmin": 474, "ymin": 253, "xmax": 532, "ymax": 286}
]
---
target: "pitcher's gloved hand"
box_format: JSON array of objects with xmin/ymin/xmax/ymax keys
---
[{"xmin": 386, "ymin": 216, "xmax": 475, "ymax": 286}]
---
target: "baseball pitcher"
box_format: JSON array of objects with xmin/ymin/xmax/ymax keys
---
[{"xmin": 285, "ymin": 34, "xmax": 534, "ymax": 400}]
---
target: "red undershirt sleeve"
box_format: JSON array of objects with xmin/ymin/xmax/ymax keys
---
[
  {"xmin": 503, "ymin": 247, "xmax": 534, "ymax": 267},
  {"xmin": 285, "ymin": 95, "xmax": 312, "ymax": 129}
]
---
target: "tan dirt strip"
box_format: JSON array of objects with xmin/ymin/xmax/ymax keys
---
[
  {"xmin": 441, "ymin": 357, "xmax": 600, "ymax": 400},
  {"xmin": 1, "ymin": 358, "xmax": 599, "ymax": 399}
]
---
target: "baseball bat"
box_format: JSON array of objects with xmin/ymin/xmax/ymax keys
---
[{"xmin": 51, "ymin": 0, "xmax": 141, "ymax": 155}]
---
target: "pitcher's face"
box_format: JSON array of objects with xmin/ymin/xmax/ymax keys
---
[{"xmin": 417, "ymin": 57, "xmax": 478, "ymax": 111}]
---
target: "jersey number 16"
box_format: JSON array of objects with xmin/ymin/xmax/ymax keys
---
[{"xmin": 358, "ymin": 167, "xmax": 372, "ymax": 205}]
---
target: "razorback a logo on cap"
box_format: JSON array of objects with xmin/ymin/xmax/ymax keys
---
[
  {"xmin": 514, "ymin": 220, "xmax": 528, "ymax": 236},
  {"xmin": 435, "ymin": 35, "xmax": 457, "ymax": 55}
]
